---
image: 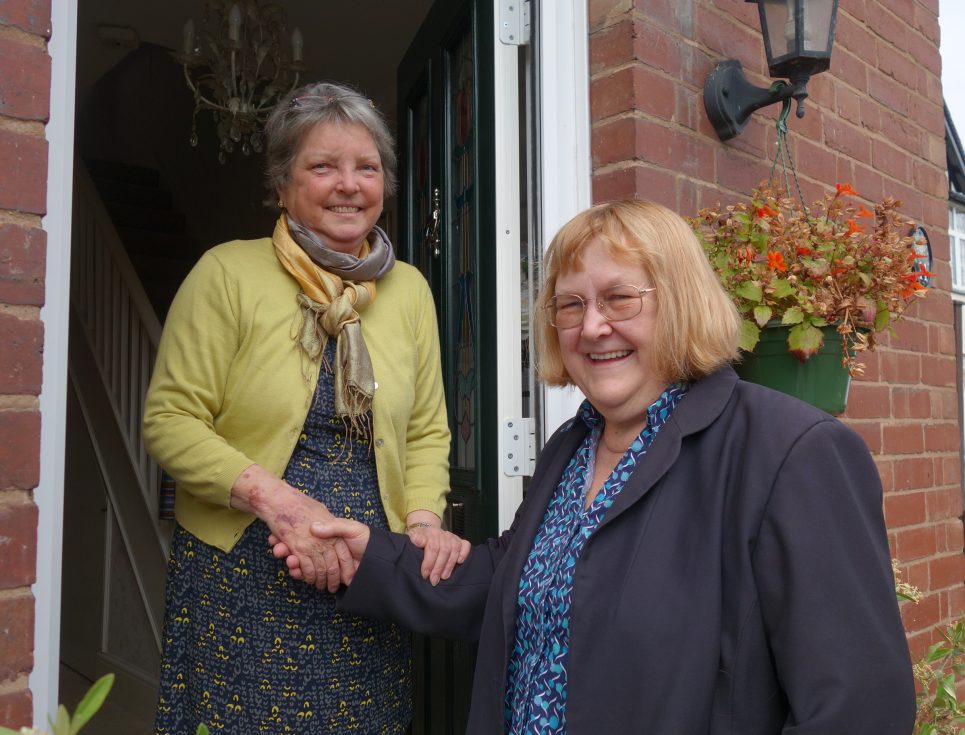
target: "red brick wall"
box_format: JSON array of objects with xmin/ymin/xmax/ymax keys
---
[
  {"xmin": 0, "ymin": 0, "xmax": 51, "ymax": 727},
  {"xmin": 589, "ymin": 0, "xmax": 962, "ymax": 658}
]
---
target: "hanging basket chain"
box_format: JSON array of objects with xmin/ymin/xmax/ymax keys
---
[{"xmin": 767, "ymin": 85, "xmax": 809, "ymax": 217}]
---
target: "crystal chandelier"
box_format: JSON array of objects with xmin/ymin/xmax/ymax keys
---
[{"xmin": 176, "ymin": 0, "xmax": 304, "ymax": 163}]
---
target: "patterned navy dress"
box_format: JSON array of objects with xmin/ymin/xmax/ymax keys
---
[{"xmin": 154, "ymin": 341, "xmax": 411, "ymax": 734}]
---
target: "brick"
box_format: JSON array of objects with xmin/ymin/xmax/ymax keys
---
[
  {"xmin": 593, "ymin": 164, "xmax": 679, "ymax": 211},
  {"xmin": 0, "ymin": 129, "xmax": 47, "ymax": 215},
  {"xmin": 912, "ymin": 160, "xmax": 947, "ymax": 200},
  {"xmin": 0, "ymin": 499, "xmax": 37, "ymax": 588},
  {"xmin": 0, "ymin": 37, "xmax": 50, "ymax": 122},
  {"xmin": 0, "ymin": 410, "xmax": 40, "ymax": 490},
  {"xmin": 868, "ymin": 70, "xmax": 911, "ymax": 116},
  {"xmin": 850, "ymin": 421, "xmax": 882, "ymax": 453},
  {"xmin": 940, "ymin": 456, "xmax": 962, "ymax": 487},
  {"xmin": 589, "ymin": 20, "xmax": 633, "ymax": 74},
  {"xmin": 890, "ymin": 319, "xmax": 930, "ymax": 355},
  {"xmin": 865, "ymin": 4, "xmax": 909, "ymax": 50},
  {"xmin": 929, "ymin": 552, "xmax": 965, "ymax": 589},
  {"xmin": 0, "ymin": 224, "xmax": 45, "ymax": 305},
  {"xmin": 824, "ymin": 118, "xmax": 871, "ymax": 161},
  {"xmin": 588, "ymin": 0, "xmax": 632, "ymax": 31},
  {"xmin": 845, "ymin": 383, "xmax": 891, "ymax": 418},
  {"xmin": 694, "ymin": 4, "xmax": 763, "ymax": 73},
  {"xmin": 832, "ymin": 50, "xmax": 868, "ymax": 95},
  {"xmin": 875, "ymin": 42, "xmax": 918, "ymax": 88},
  {"xmin": 0, "ymin": 688, "xmax": 32, "ymax": 731},
  {"xmin": 878, "ymin": 352, "xmax": 920, "ymax": 384},
  {"xmin": 871, "ymin": 139, "xmax": 911, "ymax": 181},
  {"xmin": 923, "ymin": 424, "xmax": 961, "ymax": 453},
  {"xmin": 894, "ymin": 526, "xmax": 937, "ymax": 560},
  {"xmin": 882, "ymin": 424, "xmax": 923, "ymax": 454},
  {"xmin": 920, "ymin": 354, "xmax": 956, "ymax": 387},
  {"xmin": 901, "ymin": 590, "xmax": 941, "ymax": 630},
  {"xmin": 0, "ymin": 590, "xmax": 34, "ymax": 680},
  {"xmin": 715, "ymin": 148, "xmax": 771, "ymax": 198},
  {"xmin": 892, "ymin": 388, "xmax": 932, "ymax": 419},
  {"xmin": 590, "ymin": 65, "xmax": 677, "ymax": 121},
  {"xmin": 926, "ymin": 487, "xmax": 962, "ymax": 522},
  {"xmin": 0, "ymin": 0, "xmax": 51, "ymax": 37},
  {"xmin": 879, "ymin": 110, "xmax": 922, "ymax": 160},
  {"xmin": 836, "ymin": 13, "xmax": 877, "ymax": 62},
  {"xmin": 0, "ymin": 312, "xmax": 43, "ymax": 394},
  {"xmin": 893, "ymin": 457, "xmax": 934, "ymax": 491}
]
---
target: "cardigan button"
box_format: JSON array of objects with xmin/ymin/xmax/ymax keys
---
[{"xmin": 375, "ymin": 438, "xmax": 384, "ymax": 448}]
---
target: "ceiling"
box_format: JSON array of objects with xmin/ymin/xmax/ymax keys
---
[{"xmin": 76, "ymin": 0, "xmax": 437, "ymax": 120}]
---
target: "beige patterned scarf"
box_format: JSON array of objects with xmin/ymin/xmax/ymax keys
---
[{"xmin": 272, "ymin": 215, "xmax": 395, "ymax": 435}]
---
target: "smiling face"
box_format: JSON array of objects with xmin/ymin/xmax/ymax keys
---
[
  {"xmin": 554, "ymin": 238, "xmax": 666, "ymax": 432},
  {"xmin": 278, "ymin": 121, "xmax": 385, "ymax": 256}
]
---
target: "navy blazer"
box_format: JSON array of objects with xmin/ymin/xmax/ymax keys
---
[{"xmin": 339, "ymin": 366, "xmax": 916, "ymax": 733}]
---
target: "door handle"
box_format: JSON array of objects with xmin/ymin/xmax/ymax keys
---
[{"xmin": 424, "ymin": 187, "xmax": 441, "ymax": 257}]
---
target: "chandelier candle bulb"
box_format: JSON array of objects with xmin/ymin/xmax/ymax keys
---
[
  {"xmin": 292, "ymin": 27, "xmax": 303, "ymax": 63},
  {"xmin": 182, "ymin": 18, "xmax": 195, "ymax": 56},
  {"xmin": 228, "ymin": 3, "xmax": 242, "ymax": 44}
]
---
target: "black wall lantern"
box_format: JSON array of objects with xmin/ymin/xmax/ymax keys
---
[{"xmin": 704, "ymin": 0, "xmax": 839, "ymax": 140}]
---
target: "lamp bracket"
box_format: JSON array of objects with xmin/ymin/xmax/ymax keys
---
[{"xmin": 704, "ymin": 60, "xmax": 807, "ymax": 141}]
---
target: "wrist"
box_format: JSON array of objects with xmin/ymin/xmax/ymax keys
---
[{"xmin": 406, "ymin": 521, "xmax": 436, "ymax": 531}]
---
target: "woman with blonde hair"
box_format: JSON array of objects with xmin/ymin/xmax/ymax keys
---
[{"xmin": 278, "ymin": 199, "xmax": 915, "ymax": 733}]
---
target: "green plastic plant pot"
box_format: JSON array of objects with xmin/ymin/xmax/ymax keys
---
[{"xmin": 735, "ymin": 323, "xmax": 851, "ymax": 415}]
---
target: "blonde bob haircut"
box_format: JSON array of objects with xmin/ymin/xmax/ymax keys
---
[{"xmin": 534, "ymin": 199, "xmax": 741, "ymax": 387}]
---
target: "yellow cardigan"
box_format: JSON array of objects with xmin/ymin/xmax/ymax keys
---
[{"xmin": 142, "ymin": 235, "xmax": 450, "ymax": 552}]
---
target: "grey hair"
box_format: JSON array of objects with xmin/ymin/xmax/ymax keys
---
[{"xmin": 264, "ymin": 81, "xmax": 398, "ymax": 203}]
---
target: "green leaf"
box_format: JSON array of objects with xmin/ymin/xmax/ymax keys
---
[
  {"xmin": 771, "ymin": 279, "xmax": 795, "ymax": 298},
  {"xmin": 0, "ymin": 727, "xmax": 22, "ymax": 735},
  {"xmin": 875, "ymin": 307, "xmax": 890, "ymax": 332},
  {"xmin": 51, "ymin": 704, "xmax": 71, "ymax": 735},
  {"xmin": 913, "ymin": 725, "xmax": 936, "ymax": 735},
  {"xmin": 196, "ymin": 725, "xmax": 211, "ymax": 735},
  {"xmin": 736, "ymin": 281, "xmax": 763, "ymax": 302},
  {"xmin": 69, "ymin": 673, "xmax": 114, "ymax": 734},
  {"xmin": 734, "ymin": 212, "xmax": 751, "ymax": 225},
  {"xmin": 938, "ymin": 672, "xmax": 959, "ymax": 709},
  {"xmin": 750, "ymin": 231, "xmax": 769, "ymax": 251},
  {"xmin": 787, "ymin": 323, "xmax": 825, "ymax": 362},
  {"xmin": 752, "ymin": 305, "xmax": 773, "ymax": 328},
  {"xmin": 781, "ymin": 306, "xmax": 804, "ymax": 325},
  {"xmin": 738, "ymin": 319, "xmax": 760, "ymax": 352}
]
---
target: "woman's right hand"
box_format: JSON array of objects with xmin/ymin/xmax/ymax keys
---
[
  {"xmin": 271, "ymin": 518, "xmax": 371, "ymax": 590},
  {"xmin": 230, "ymin": 463, "xmax": 355, "ymax": 592}
]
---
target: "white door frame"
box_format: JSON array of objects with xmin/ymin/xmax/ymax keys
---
[
  {"xmin": 32, "ymin": 0, "xmax": 78, "ymax": 722},
  {"xmin": 538, "ymin": 0, "xmax": 591, "ymax": 436},
  {"xmin": 494, "ymin": 0, "xmax": 590, "ymax": 531},
  {"xmin": 32, "ymin": 0, "xmax": 592, "ymax": 713}
]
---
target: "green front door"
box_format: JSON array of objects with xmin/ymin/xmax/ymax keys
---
[{"xmin": 398, "ymin": 0, "xmax": 500, "ymax": 730}]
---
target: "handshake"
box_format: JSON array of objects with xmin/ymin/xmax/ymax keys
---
[{"xmin": 268, "ymin": 515, "xmax": 471, "ymax": 593}]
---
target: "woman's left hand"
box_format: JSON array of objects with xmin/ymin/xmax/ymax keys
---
[{"xmin": 406, "ymin": 515, "xmax": 471, "ymax": 586}]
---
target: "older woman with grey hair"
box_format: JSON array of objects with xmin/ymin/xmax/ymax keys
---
[{"xmin": 143, "ymin": 81, "xmax": 469, "ymax": 735}]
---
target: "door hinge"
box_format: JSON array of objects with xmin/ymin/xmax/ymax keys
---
[
  {"xmin": 499, "ymin": 0, "xmax": 531, "ymax": 46},
  {"xmin": 503, "ymin": 417, "xmax": 536, "ymax": 477}
]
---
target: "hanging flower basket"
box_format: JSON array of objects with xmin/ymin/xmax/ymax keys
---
[
  {"xmin": 734, "ymin": 321, "xmax": 851, "ymax": 414},
  {"xmin": 691, "ymin": 182, "xmax": 931, "ymax": 410}
]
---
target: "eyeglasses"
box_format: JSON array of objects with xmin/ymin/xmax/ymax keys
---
[{"xmin": 546, "ymin": 284, "xmax": 656, "ymax": 328}]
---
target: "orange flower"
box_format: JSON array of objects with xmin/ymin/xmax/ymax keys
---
[
  {"xmin": 836, "ymin": 182, "xmax": 858, "ymax": 197},
  {"xmin": 847, "ymin": 219, "xmax": 865, "ymax": 235},
  {"xmin": 767, "ymin": 251, "xmax": 787, "ymax": 272},
  {"xmin": 755, "ymin": 204, "xmax": 779, "ymax": 219},
  {"xmin": 856, "ymin": 206, "xmax": 874, "ymax": 218},
  {"xmin": 796, "ymin": 246, "xmax": 813, "ymax": 256}
]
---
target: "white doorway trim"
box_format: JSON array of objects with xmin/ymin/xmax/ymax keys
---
[
  {"xmin": 539, "ymin": 0, "xmax": 591, "ymax": 437},
  {"xmin": 32, "ymin": 0, "xmax": 77, "ymax": 722}
]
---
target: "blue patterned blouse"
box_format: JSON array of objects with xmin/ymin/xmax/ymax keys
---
[{"xmin": 504, "ymin": 384, "xmax": 688, "ymax": 734}]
